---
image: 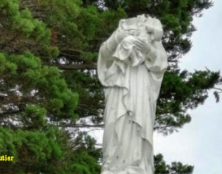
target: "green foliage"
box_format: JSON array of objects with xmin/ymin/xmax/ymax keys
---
[
  {"xmin": 154, "ymin": 154, "xmax": 194, "ymax": 174},
  {"xmin": 21, "ymin": 104, "xmax": 47, "ymax": 129},
  {"xmin": 0, "ymin": 51, "xmax": 78, "ymax": 119},
  {"xmin": 0, "ymin": 126, "xmax": 100, "ymax": 173},
  {"xmin": 0, "ymin": 53, "xmax": 17, "ymax": 77},
  {"xmin": 156, "ymin": 69, "xmax": 220, "ymax": 133},
  {"xmin": 0, "ymin": 0, "xmax": 49, "ymax": 40},
  {"xmin": 0, "ymin": 0, "xmax": 57, "ymax": 59}
]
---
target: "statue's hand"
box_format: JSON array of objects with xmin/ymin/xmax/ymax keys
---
[
  {"xmin": 133, "ymin": 38, "xmax": 153, "ymax": 54},
  {"xmin": 132, "ymin": 38, "xmax": 157, "ymax": 62}
]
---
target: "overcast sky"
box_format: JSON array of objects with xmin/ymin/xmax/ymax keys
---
[{"xmin": 154, "ymin": 0, "xmax": 222, "ymax": 174}]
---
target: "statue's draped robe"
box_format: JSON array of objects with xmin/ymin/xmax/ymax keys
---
[{"xmin": 98, "ymin": 16, "xmax": 168, "ymax": 174}]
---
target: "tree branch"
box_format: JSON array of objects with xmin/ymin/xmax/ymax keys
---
[
  {"xmin": 60, "ymin": 123, "xmax": 104, "ymax": 128},
  {"xmin": 57, "ymin": 64, "xmax": 96, "ymax": 70},
  {"xmin": 0, "ymin": 110, "xmax": 21, "ymax": 117}
]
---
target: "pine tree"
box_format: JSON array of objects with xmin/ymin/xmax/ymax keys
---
[
  {"xmin": 0, "ymin": 0, "xmax": 221, "ymax": 173},
  {"xmin": 154, "ymin": 154, "xmax": 194, "ymax": 174},
  {"xmin": 0, "ymin": 0, "xmax": 100, "ymax": 173}
]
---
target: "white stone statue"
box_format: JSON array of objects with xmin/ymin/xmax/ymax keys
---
[{"xmin": 97, "ymin": 14, "xmax": 168, "ymax": 174}]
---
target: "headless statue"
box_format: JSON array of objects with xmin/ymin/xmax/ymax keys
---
[{"xmin": 97, "ymin": 14, "xmax": 168, "ymax": 174}]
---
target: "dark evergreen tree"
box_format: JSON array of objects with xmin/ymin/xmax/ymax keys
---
[{"xmin": 154, "ymin": 154, "xmax": 194, "ymax": 174}]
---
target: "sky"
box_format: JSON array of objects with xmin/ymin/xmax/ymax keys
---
[{"xmin": 154, "ymin": 0, "xmax": 222, "ymax": 173}]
